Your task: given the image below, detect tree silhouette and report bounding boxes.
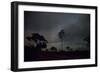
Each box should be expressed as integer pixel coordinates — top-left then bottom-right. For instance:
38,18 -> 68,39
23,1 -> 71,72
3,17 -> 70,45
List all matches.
25,33 -> 48,61
58,29 -> 65,50
32,33 -> 48,49
26,33 -> 48,51
83,35 -> 90,47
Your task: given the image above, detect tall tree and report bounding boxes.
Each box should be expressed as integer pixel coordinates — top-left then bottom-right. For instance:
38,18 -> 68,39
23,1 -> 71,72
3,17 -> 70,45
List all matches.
58,29 -> 65,50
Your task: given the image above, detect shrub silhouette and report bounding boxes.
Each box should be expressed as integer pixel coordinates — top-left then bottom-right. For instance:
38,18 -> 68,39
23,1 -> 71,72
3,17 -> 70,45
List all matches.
66,46 -> 73,51
50,46 -> 57,52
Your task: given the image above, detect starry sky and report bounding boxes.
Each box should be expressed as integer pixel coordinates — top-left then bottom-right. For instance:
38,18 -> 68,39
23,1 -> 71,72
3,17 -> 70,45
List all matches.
24,11 -> 90,51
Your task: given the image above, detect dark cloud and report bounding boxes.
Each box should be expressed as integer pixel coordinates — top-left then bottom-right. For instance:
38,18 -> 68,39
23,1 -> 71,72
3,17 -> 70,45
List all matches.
24,11 -> 90,50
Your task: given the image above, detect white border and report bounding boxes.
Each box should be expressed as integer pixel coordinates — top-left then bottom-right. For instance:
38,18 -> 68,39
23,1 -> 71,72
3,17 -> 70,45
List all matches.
18,5 -> 96,68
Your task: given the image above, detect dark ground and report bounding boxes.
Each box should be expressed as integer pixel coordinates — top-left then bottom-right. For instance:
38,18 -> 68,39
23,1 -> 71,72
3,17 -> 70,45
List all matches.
24,48 -> 90,62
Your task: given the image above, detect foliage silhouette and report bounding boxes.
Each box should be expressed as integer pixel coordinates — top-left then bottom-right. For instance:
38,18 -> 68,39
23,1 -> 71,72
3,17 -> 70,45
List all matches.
24,33 -> 48,61
26,33 -> 48,50
83,35 -> 90,47
50,46 -> 57,52
58,29 -> 65,50
66,46 -> 73,51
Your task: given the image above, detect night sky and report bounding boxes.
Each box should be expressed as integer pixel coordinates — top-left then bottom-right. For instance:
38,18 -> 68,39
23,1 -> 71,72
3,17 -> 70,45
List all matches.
24,11 -> 90,51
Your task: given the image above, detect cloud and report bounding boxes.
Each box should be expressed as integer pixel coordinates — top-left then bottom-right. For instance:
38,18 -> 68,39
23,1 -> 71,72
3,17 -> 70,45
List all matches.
24,11 -> 90,50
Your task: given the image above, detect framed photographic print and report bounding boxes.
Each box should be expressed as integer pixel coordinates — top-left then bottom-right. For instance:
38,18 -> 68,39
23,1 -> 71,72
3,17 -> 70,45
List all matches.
11,1 -> 97,71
